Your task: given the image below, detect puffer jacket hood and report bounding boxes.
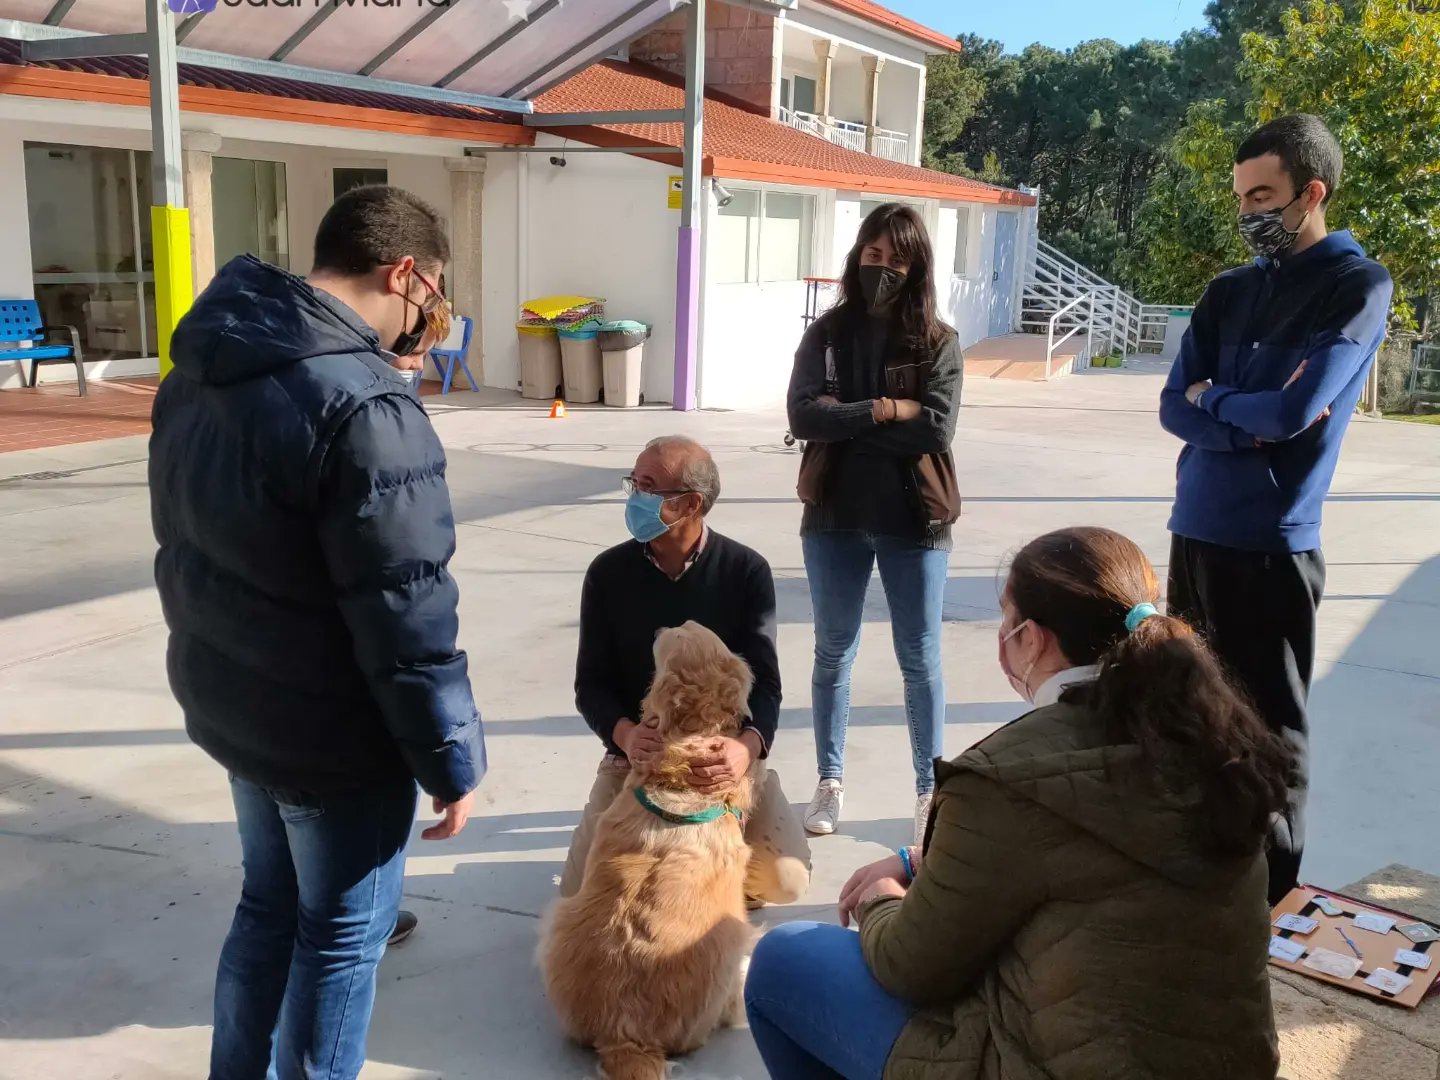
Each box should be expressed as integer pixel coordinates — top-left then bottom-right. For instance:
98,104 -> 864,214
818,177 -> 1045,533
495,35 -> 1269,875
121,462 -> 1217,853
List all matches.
954,703 -> 1218,890
170,254 -> 379,386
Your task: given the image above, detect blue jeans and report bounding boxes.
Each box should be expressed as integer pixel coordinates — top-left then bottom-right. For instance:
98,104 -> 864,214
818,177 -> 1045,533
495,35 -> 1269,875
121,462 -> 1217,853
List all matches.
746,922 -> 915,1080
210,775 -> 417,1080
803,531 -> 948,794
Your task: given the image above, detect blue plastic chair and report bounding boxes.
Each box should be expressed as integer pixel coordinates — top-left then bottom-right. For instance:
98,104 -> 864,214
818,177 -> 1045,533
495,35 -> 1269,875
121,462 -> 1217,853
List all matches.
428,314 -> 477,394
0,298 -> 86,395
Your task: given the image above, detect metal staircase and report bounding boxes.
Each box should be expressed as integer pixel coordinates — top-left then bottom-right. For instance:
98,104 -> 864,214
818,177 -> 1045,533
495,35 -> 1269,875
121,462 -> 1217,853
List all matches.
1022,239 -> 1189,376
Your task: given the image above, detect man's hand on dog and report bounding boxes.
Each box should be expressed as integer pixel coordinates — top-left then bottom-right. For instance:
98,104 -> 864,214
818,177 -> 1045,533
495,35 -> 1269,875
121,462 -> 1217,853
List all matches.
686,730 -> 763,794
422,790 -> 475,841
615,718 -> 666,767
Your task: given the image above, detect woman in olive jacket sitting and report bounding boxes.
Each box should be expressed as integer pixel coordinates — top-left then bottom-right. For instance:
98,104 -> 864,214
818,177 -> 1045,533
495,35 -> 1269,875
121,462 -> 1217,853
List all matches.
745,526 -> 1290,1080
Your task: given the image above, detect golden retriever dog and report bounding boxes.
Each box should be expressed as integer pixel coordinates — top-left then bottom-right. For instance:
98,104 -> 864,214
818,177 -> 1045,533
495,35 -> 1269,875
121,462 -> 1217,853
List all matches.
541,621 -> 757,1080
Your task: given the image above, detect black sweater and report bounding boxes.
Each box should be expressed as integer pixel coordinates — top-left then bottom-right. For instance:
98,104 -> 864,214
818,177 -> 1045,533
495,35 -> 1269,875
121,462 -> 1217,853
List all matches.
787,308 -> 964,550
574,531 -> 781,758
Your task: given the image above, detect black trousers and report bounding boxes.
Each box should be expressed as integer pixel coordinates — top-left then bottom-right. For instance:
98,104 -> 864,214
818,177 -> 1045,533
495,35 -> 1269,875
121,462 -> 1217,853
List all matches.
1167,534 -> 1326,905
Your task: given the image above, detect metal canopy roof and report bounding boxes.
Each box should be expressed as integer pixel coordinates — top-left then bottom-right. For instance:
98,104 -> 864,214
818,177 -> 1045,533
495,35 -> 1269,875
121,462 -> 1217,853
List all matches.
0,0 -> 689,110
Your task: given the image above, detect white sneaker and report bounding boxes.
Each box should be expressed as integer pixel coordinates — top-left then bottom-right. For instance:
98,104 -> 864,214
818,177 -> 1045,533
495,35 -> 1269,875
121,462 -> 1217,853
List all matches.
914,794 -> 933,848
804,779 -> 844,835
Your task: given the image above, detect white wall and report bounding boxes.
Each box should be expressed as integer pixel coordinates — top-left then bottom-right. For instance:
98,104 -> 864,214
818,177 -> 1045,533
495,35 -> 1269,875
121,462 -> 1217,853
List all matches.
939,203 -> 998,347
830,193 -> 1021,352
702,280 -> 809,409
877,62 -> 922,148
827,48 -> 869,127
481,137 -> 679,404
0,126 -> 36,302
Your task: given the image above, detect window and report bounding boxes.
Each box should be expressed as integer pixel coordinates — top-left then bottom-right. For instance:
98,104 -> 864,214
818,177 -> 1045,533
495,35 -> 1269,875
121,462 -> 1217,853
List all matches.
759,192 -> 813,282
714,189 -> 760,285
25,142 -> 158,361
332,166 -> 387,201
213,158 -> 290,270
713,188 -> 815,285
791,75 -> 817,115
953,205 -> 972,276
859,198 -> 887,223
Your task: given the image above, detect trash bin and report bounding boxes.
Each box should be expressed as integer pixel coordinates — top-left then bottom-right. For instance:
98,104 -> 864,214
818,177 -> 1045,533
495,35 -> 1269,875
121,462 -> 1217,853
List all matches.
558,324 -> 603,403
1159,308 -> 1193,361
598,320 -> 651,408
517,323 -> 562,400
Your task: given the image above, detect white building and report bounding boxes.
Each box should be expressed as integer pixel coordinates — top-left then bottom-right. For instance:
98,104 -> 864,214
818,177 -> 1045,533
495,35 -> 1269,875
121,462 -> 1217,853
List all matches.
0,0 -> 1039,409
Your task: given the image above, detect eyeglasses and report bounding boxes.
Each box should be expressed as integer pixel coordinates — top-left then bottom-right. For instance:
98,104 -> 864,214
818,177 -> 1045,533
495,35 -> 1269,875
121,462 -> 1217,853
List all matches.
622,475 -> 692,498
410,267 -> 452,343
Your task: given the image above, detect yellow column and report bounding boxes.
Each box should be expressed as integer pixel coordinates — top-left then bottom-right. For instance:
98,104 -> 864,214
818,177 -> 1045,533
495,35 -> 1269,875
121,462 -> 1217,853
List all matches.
152,204 -> 194,380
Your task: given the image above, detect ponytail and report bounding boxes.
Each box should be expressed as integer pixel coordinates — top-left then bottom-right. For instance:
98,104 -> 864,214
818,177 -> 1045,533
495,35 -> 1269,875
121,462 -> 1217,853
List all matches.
1010,528 -> 1293,859
1082,613 -> 1292,858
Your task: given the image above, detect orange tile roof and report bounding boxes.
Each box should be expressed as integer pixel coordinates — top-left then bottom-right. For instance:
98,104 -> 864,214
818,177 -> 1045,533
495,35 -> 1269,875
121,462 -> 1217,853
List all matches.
816,0 -> 961,54
0,39 -> 530,145
535,61 -> 1033,207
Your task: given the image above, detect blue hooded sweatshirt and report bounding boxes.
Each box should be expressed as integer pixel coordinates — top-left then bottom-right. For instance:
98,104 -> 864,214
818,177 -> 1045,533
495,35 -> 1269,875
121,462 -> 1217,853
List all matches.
149,255 -> 485,803
1160,230 -> 1392,553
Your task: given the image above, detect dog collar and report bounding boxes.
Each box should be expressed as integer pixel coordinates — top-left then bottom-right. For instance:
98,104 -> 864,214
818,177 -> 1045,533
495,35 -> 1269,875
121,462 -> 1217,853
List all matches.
634,787 -> 741,825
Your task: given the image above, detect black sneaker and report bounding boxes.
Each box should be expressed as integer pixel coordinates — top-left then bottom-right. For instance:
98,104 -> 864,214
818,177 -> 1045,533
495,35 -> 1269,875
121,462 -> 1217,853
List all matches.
387,909 -> 418,947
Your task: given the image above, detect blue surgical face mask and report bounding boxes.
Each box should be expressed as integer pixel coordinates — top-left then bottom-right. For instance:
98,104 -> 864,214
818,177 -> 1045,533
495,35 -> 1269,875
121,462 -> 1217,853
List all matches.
625,490 -> 674,543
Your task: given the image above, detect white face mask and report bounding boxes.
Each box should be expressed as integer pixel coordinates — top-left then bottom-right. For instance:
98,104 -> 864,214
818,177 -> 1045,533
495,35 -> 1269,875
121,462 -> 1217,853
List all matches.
998,619 -> 1037,703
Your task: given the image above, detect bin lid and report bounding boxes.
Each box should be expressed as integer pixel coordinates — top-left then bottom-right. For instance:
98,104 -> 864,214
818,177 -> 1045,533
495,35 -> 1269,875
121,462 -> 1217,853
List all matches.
557,323 -> 601,340
516,322 -> 558,336
599,320 -> 650,333
521,295 -> 606,321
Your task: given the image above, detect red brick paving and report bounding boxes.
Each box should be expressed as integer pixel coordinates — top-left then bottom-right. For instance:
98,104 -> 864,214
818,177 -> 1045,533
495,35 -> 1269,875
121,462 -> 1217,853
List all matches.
0,376 -> 445,454
0,378 -> 158,454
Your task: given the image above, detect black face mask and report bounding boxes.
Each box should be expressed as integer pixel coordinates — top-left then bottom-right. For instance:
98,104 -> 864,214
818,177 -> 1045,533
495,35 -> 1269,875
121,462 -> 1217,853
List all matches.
389,295 -> 427,357
858,264 -> 907,312
1238,191 -> 1308,259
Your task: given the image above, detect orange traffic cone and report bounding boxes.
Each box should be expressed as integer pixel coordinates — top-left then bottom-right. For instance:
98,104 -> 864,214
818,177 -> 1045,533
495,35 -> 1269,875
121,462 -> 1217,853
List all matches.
549,399 -> 567,419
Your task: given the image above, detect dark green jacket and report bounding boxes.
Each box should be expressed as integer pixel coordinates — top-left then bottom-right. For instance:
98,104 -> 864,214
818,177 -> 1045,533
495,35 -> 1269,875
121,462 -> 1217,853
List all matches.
860,701 -> 1279,1080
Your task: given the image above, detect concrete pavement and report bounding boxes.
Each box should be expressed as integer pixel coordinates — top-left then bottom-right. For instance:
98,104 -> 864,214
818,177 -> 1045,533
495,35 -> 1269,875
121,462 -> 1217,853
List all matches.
1,362 -> 1438,1079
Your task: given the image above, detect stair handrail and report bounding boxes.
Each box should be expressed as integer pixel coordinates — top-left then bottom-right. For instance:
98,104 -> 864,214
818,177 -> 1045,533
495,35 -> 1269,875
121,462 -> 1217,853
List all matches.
1046,289 -> 1092,380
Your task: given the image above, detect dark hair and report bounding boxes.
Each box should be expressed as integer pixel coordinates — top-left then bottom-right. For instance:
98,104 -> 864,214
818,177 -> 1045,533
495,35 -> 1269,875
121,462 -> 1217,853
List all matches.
312,185 -> 451,276
1008,527 -> 1293,859
1235,114 -> 1343,206
838,203 -> 951,355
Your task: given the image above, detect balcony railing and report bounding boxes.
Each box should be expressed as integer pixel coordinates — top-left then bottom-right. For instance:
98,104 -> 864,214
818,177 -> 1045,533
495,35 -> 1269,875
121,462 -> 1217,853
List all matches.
779,108 -> 910,163
870,128 -> 909,163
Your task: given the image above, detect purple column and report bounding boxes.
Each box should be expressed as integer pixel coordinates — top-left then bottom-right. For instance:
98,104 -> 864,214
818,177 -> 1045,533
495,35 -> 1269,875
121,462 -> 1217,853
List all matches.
673,225 -> 700,412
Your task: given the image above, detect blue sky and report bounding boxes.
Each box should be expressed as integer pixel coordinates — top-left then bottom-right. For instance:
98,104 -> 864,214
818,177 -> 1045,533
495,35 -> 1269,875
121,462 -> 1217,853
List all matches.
889,0 -> 1213,53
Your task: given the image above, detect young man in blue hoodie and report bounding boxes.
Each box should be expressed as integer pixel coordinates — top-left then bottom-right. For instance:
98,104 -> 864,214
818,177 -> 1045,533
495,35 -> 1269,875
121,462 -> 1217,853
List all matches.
150,186 -> 486,1079
1160,114 -> 1392,905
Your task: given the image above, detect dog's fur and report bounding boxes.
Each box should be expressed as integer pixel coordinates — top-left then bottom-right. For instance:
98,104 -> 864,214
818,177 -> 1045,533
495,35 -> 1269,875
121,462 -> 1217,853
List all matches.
540,622 -> 757,1080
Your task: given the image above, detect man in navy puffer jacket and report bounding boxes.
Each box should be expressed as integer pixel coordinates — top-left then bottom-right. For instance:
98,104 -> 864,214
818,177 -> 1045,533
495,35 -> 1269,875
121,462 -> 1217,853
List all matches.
150,186 -> 485,1080
1159,116 -> 1392,906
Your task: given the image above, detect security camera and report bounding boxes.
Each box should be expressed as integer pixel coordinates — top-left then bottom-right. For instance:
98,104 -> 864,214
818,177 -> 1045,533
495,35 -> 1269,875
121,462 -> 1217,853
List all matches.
549,155 -> 567,167
712,179 -> 734,208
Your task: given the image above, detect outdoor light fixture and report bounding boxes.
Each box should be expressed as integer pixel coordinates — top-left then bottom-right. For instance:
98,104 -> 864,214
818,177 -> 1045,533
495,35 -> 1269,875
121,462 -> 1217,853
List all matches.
711,179 -> 735,208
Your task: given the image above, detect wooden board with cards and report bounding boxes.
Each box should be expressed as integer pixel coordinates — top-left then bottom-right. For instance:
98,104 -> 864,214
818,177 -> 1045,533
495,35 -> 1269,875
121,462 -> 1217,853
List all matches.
1268,886 -> 1440,1008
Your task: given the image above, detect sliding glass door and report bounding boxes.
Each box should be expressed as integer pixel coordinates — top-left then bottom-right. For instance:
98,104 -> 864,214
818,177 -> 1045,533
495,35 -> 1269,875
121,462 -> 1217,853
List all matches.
25,143 -> 157,362
213,157 -> 290,271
